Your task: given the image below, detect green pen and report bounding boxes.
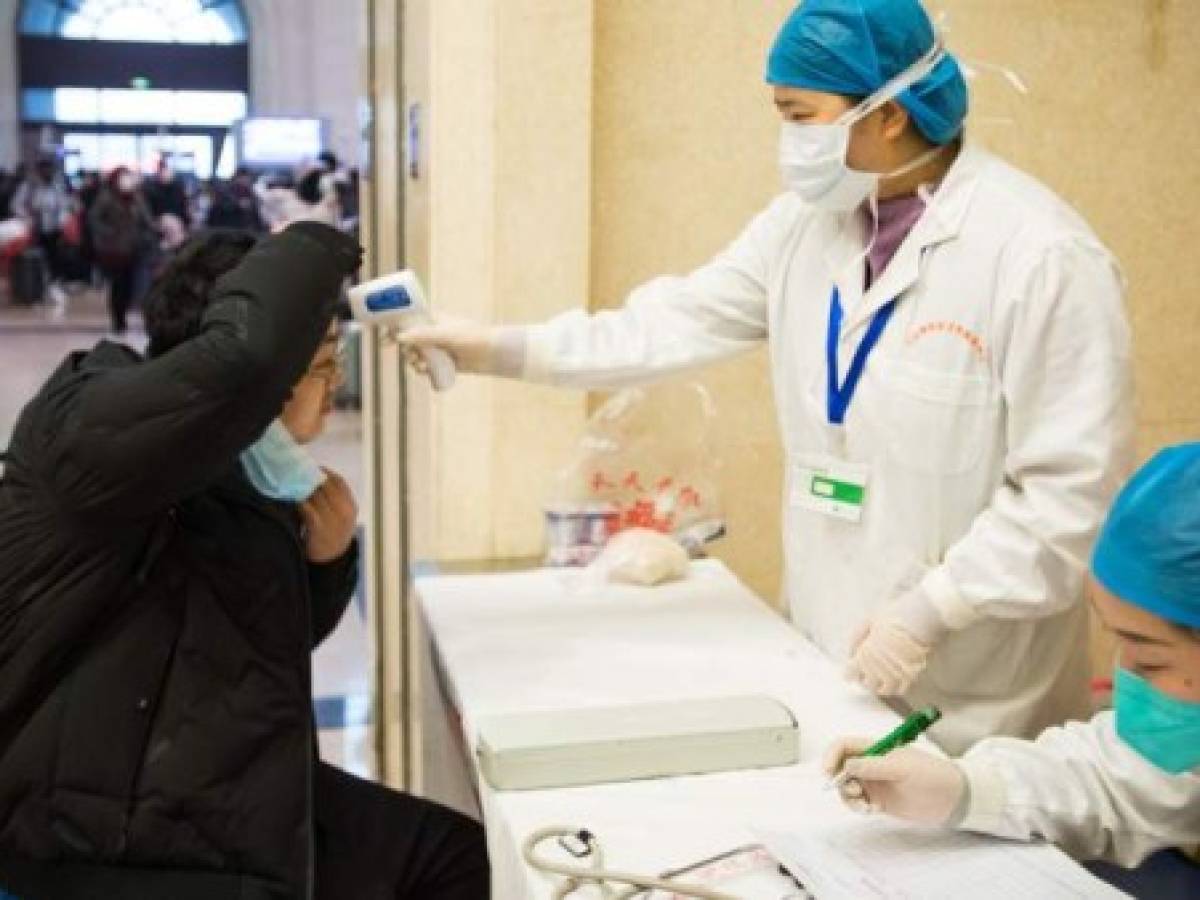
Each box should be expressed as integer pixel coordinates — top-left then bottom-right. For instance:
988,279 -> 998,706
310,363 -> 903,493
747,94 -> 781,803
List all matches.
828,706 -> 942,789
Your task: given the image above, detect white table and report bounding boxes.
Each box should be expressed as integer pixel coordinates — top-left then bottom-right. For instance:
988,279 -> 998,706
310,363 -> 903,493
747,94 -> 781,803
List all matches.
414,560 -> 906,899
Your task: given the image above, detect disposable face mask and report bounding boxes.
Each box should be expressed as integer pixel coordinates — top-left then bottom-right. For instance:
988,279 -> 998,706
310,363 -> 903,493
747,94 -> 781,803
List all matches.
779,39 -> 948,212
241,420 -> 326,503
1114,667 -> 1200,774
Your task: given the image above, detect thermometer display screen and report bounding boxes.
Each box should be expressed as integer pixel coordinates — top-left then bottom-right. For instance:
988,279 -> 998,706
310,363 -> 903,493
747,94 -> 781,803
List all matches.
365,286 -> 414,313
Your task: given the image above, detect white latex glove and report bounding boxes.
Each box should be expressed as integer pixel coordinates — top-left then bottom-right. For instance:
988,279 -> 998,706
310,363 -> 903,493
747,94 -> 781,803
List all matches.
396,319 -> 525,378
846,589 -> 946,697
845,620 -> 931,696
823,738 -> 966,825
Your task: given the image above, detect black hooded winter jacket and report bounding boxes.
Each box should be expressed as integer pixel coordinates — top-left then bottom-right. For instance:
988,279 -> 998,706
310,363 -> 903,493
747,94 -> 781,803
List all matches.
0,222 -> 363,899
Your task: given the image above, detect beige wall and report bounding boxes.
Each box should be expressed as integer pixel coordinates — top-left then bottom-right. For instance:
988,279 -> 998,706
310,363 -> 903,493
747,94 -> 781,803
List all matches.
390,1 -> 1200,678
389,0 -> 594,794
362,0 -> 411,790
943,0 -> 1200,457
400,0 -> 593,567
590,0 -> 796,603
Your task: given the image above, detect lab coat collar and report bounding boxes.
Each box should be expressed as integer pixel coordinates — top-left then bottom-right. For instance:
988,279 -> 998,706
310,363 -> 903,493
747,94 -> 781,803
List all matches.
834,141 -> 989,337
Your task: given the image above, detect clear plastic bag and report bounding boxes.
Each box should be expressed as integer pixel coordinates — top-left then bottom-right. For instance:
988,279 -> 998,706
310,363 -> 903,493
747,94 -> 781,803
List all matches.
544,382 -> 725,568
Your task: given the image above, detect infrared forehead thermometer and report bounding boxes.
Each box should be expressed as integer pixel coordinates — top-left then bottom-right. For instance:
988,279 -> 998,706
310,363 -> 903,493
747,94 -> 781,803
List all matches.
347,271 -> 457,391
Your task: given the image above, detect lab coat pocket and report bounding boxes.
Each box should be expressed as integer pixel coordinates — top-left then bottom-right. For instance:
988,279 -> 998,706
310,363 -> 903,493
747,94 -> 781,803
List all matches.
871,357 -> 1000,476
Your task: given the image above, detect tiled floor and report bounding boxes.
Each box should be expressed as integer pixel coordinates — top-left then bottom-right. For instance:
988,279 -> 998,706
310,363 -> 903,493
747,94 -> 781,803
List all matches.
0,292 -> 377,780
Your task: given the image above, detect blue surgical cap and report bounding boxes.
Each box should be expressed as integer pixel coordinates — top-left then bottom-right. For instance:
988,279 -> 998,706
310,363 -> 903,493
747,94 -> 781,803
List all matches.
766,0 -> 969,145
1093,443 -> 1200,629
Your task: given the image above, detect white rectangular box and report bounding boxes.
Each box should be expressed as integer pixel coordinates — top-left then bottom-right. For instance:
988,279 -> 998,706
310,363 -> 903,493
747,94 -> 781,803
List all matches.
476,695 -> 799,791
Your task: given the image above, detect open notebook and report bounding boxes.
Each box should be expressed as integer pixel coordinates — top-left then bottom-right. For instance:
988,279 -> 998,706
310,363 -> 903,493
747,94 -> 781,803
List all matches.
757,821 -> 1131,900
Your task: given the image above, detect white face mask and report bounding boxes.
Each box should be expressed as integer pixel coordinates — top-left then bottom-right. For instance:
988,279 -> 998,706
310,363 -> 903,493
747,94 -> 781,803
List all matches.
778,39 -> 948,212
241,420 -> 326,502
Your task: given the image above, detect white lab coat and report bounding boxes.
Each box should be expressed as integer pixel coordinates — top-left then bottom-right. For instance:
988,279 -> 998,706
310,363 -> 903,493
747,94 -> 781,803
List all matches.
958,712 -> 1200,866
521,144 -> 1135,753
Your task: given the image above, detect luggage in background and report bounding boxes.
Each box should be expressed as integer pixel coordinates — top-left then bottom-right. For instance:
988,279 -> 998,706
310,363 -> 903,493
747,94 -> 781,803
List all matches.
10,247 -> 47,305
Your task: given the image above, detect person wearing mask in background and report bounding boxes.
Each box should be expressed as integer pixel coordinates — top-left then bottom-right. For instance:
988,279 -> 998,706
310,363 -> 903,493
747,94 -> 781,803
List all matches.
143,157 -> 192,242
0,168 -> 17,221
143,158 -> 191,226
0,224 -> 489,900
76,169 -> 103,284
205,168 -> 265,233
231,165 -> 266,232
823,443 -> 1200,872
0,167 -> 29,265
0,172 -> 31,279
89,166 -> 156,335
341,168 -> 361,232
402,0 -> 1134,753
258,168 -> 340,234
292,168 -> 341,229
192,177 -> 216,227
316,151 -> 348,207
318,151 -> 340,177
11,156 -> 74,305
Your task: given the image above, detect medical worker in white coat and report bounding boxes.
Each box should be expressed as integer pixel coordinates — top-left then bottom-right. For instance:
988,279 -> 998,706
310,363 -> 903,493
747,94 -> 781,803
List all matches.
824,444 -> 1200,868
402,0 -> 1134,753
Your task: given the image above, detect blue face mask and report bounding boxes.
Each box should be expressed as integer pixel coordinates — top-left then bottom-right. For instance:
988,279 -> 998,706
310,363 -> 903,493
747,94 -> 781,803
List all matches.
240,420 -> 326,503
1114,667 -> 1200,775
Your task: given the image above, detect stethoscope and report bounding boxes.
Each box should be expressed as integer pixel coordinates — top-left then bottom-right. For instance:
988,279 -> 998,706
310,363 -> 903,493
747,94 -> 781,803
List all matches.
523,826 -> 808,899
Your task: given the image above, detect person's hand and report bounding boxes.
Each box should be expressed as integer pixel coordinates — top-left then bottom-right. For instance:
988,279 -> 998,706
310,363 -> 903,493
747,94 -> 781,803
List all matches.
395,319 -> 517,377
846,586 -> 952,696
299,469 -> 358,563
846,618 -> 932,696
823,738 -> 966,824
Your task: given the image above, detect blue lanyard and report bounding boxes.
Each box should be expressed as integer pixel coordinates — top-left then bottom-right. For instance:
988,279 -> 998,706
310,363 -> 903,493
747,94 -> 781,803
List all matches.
826,287 -> 899,425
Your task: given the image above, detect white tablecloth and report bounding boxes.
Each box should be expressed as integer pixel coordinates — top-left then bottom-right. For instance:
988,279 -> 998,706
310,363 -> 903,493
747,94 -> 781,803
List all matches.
415,560 -> 912,899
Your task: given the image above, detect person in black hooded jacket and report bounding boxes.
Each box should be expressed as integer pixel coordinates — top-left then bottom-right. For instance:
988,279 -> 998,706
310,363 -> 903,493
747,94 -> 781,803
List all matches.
0,223 -> 489,900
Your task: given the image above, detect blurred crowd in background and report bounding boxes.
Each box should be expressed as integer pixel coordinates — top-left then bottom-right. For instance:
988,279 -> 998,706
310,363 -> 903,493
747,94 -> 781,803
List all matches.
0,150 -> 360,334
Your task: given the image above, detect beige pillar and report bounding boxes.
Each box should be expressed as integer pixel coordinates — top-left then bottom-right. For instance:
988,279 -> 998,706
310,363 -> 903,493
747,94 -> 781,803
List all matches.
384,0 -> 593,790
361,0 -> 410,788
590,0 -> 798,605
403,0 -> 593,567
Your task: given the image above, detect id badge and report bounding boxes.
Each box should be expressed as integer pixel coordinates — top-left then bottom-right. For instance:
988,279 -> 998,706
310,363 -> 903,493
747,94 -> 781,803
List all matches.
791,454 -> 869,523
